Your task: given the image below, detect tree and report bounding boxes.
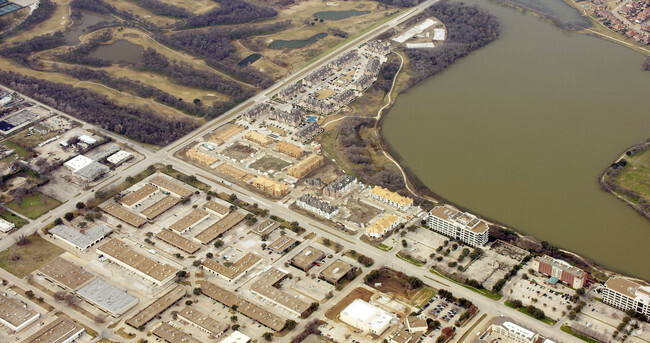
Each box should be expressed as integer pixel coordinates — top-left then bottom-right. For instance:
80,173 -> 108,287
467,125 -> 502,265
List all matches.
214,240 -> 224,248
54,218 -> 63,226
401,239 -> 407,248
576,288 -> 586,296
25,290 -> 35,299
231,304 -> 238,311
230,315 -> 238,322
510,299 -> 523,308
406,276 -> 423,289
54,291 -> 66,300
75,201 -> 85,209
206,252 -> 214,259
232,324 -> 240,331
284,319 -> 297,331
64,212 -> 74,221
192,260 -> 201,267
193,287 -> 201,295
263,332 -> 273,341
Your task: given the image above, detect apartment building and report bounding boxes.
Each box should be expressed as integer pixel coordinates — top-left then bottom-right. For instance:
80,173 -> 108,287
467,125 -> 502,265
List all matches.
428,206 -> 489,247
242,103 -> 270,123
369,186 -> 413,211
324,175 -> 357,198
288,154 -> 325,178
277,83 -> 303,102
603,277 -> 650,318
303,66 -> 332,87
532,255 -> 586,289
296,194 -> 339,220
366,214 -> 400,238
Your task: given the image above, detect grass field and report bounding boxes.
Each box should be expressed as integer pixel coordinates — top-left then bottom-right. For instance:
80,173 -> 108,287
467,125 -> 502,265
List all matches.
0,234 -> 64,278
560,324 -> 600,343
0,209 -> 29,229
396,251 -> 424,267
160,166 -> 211,192
377,243 -> 393,251
4,0 -> 73,44
616,147 -> 650,204
1,140 -> 29,158
6,192 -> 62,219
505,300 -> 557,325
104,0 -> 179,27
8,125 -> 59,148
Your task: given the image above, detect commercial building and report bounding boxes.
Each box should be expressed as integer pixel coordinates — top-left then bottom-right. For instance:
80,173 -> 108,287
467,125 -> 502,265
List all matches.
245,131 -> 275,146
428,206 -> 489,247
102,203 -> 147,228
177,306 -> 229,338
152,322 -> 201,343
37,257 -> 94,291
97,239 -> 179,286
200,281 -> 285,331
49,223 -> 113,252
141,195 -> 180,220
0,294 -> 40,332
126,285 -> 186,329
64,155 -> 93,172
150,175 -> 193,198
369,186 -> 413,211
120,184 -> 159,209
194,211 -> 245,245
287,154 -> 324,178
106,150 -> 133,165
603,277 -> 650,317
0,218 -> 15,233
268,236 -> 298,254
296,194 -> 339,219
202,252 -> 262,282
290,246 -> 325,271
204,200 -> 230,215
340,299 -> 394,335
487,317 -> 539,343
366,214 -> 400,238
319,259 -> 356,285
169,209 -> 210,234
76,278 -> 138,317
406,317 -> 428,333
275,141 -> 305,159
532,255 -> 586,289
220,331 -> 251,343
74,161 -> 109,182
250,268 -> 312,317
251,218 -> 279,236
24,317 -> 84,343
155,230 -> 201,255
389,330 -> 418,343
252,176 -> 289,197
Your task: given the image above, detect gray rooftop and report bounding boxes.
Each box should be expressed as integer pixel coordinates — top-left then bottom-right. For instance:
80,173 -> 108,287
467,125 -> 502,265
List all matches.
85,143 -> 120,161
74,161 -> 109,180
76,278 -> 138,315
50,224 -> 113,250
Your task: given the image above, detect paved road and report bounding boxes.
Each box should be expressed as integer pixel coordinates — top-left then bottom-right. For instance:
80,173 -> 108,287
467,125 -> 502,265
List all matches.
0,0 -> 583,339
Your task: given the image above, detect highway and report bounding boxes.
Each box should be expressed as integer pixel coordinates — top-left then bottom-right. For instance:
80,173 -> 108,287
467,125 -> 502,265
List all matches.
0,0 -> 581,340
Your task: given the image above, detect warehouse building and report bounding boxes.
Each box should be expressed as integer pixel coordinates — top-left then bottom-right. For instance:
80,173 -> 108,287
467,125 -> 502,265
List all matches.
340,299 -> 394,335
49,223 -> 113,252
37,257 -> 94,291
194,211 -> 245,245
120,184 -> 158,210
177,306 -> 229,338
152,322 -> 200,343
98,239 -> 178,286
268,236 -> 298,254
126,286 -> 186,329
101,203 -> 147,228
76,278 -> 138,317
0,294 -> 40,332
24,317 -> 84,343
250,268 -> 312,318
155,230 -> 201,255
202,252 -> 262,283
169,209 -> 210,234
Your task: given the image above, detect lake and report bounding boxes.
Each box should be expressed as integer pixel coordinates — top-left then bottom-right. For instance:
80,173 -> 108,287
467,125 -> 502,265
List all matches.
383,0 -> 650,279
269,33 -> 328,50
87,40 -> 144,64
64,10 -> 112,45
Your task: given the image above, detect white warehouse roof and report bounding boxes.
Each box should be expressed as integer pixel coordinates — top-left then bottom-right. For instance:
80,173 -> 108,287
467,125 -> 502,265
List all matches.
0,218 -> 15,233
107,150 -> 133,165
64,155 -> 93,172
340,299 -> 394,335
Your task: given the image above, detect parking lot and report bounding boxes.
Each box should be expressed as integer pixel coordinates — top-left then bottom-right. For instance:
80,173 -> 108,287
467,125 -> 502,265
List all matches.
509,277 -> 573,321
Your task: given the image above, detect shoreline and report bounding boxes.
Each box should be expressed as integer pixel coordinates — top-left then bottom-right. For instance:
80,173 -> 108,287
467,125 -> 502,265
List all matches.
365,2 -> 648,283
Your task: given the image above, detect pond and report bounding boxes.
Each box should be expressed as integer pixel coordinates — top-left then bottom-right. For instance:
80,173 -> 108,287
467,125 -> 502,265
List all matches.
313,10 -> 371,21
87,40 -> 144,64
64,10 -> 113,45
268,33 -> 327,50
238,53 -> 262,67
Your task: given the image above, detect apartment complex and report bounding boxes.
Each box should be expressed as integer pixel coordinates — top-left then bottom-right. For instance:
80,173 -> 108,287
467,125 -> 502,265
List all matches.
369,186 -> 413,211
296,194 -> 339,219
252,176 -> 289,197
324,175 -> 357,198
274,141 -> 305,159
603,277 -> 650,317
287,154 -> 324,178
532,255 -> 586,289
366,214 -> 400,238
427,206 -> 489,247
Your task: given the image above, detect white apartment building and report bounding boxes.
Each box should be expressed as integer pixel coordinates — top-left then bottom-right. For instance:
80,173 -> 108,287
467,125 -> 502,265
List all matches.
428,206 -> 489,247
603,277 -> 650,317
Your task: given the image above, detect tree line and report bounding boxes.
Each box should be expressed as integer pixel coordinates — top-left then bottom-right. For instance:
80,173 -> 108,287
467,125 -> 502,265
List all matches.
177,0 -> 277,29
404,1 -> 500,88
0,71 -> 198,145
0,31 -> 65,64
130,0 -> 192,19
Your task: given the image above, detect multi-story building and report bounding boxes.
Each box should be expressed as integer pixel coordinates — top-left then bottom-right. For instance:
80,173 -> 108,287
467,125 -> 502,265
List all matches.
303,66 -> 332,87
365,58 -> 381,76
277,83 -> 303,102
488,317 -> 539,343
242,103 -> 271,123
296,194 -> 339,219
366,214 -> 400,238
532,255 -> 586,289
287,154 -> 324,178
353,75 -> 375,91
270,108 -> 302,127
330,89 -> 357,107
331,51 -> 358,71
324,175 -> 357,198
369,186 -> 413,211
365,41 -> 390,55
294,122 -> 323,143
427,206 -> 489,247
603,277 -> 650,318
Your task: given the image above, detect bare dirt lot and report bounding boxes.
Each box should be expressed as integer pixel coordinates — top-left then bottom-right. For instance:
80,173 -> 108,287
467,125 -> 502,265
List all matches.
345,198 -> 381,225
222,143 -> 258,161
250,155 -> 290,173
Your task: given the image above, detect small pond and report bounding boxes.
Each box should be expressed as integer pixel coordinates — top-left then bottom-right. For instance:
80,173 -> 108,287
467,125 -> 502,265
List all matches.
268,33 -> 327,50
313,10 -> 371,21
87,40 -> 144,64
238,53 -> 262,67
64,10 -> 113,45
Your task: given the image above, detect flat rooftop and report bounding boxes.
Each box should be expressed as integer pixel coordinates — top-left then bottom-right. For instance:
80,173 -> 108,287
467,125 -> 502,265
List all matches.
50,223 -> 113,251
102,203 -> 147,227
24,317 -> 84,343
155,230 -> 201,255
194,211 -> 245,244
0,294 -> 39,329
606,277 -> 646,299
141,195 -> 180,220
177,306 -> 228,336
320,259 -> 355,282
126,285 -> 186,328
169,209 -> 209,233
121,184 -> 158,207
150,175 -> 193,198
290,246 -> 324,270
152,322 -> 200,343
250,268 -> 311,315
251,218 -> 279,235
98,239 -> 178,283
200,281 -> 285,331
202,252 -> 261,280
203,200 -> 229,215
77,278 -> 138,315
430,206 -> 489,234
269,236 -> 298,253
38,257 -> 94,290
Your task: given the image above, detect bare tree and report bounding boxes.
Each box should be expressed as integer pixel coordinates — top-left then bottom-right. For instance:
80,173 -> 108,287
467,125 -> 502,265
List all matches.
53,291 -> 67,301
64,294 -> 78,306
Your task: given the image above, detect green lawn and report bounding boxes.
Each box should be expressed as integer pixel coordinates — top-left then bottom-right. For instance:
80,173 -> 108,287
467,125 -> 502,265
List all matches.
0,234 -> 64,278
616,147 -> 650,204
396,252 -> 424,267
505,300 -> 556,325
377,243 -> 393,251
561,324 -> 600,343
6,192 -> 62,219
160,166 -> 211,192
1,140 -> 29,158
0,209 -> 29,229
429,267 -> 501,300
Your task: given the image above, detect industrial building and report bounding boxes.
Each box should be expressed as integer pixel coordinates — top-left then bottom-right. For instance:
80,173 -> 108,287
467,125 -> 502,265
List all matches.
106,150 -> 133,165
120,184 -> 158,210
194,211 -> 245,245
0,218 -> 15,233
101,203 -> 147,227
98,239 -> 179,286
177,306 -> 229,338
0,294 -> 40,332
428,206 -> 489,247
340,299 -> 394,335
140,195 -> 180,220
24,317 -> 84,343
250,268 -> 312,318
150,175 -> 193,198
126,286 -> 186,329
202,252 -> 262,282
603,277 -> 650,317
49,223 -> 113,252
155,230 -> 201,255
169,209 -> 210,234
532,255 -> 586,289
37,257 -> 94,291
76,278 -> 138,317
268,236 -> 298,254
152,322 -> 200,343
